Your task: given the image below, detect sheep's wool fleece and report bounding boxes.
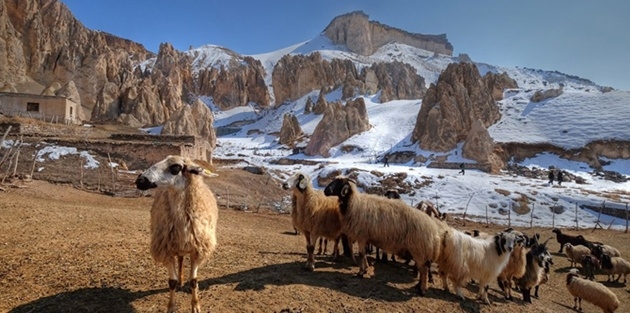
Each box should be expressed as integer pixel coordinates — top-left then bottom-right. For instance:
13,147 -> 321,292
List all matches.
150,175 -> 218,264
567,274 -> 619,312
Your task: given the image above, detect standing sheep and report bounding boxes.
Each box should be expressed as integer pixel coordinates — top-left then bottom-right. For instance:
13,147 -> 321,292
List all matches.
135,155 -> 219,313
283,172 -> 343,271
437,229 -> 519,304
323,176 -> 447,295
564,243 -> 592,267
566,268 -> 619,312
600,254 -> 630,284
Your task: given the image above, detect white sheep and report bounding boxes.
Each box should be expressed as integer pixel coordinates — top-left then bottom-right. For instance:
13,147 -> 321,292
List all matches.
564,243 -> 592,267
437,229 -> 518,304
323,176 -> 447,295
283,172 -> 343,271
600,254 -> 630,284
566,268 -> 619,312
135,155 -> 219,313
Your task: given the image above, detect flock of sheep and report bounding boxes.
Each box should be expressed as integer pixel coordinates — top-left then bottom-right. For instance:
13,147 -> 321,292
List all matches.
133,156 -> 625,313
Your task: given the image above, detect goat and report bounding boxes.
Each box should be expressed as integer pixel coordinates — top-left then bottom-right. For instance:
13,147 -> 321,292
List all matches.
551,228 -> 589,253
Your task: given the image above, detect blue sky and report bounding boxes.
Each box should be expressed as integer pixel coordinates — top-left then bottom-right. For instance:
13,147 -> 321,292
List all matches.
60,0 -> 630,90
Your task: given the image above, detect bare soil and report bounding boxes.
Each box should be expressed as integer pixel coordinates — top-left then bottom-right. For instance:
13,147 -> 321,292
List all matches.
1,174 -> 630,313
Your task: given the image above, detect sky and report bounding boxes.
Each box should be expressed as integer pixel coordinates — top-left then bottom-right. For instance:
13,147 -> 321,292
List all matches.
59,0 -> 630,90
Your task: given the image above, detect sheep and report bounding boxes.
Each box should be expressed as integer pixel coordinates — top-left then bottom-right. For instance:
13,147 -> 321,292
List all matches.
600,254 -> 630,284
496,230 -> 529,300
580,255 -> 600,281
591,243 -> 622,259
384,189 -> 401,199
564,243 -> 592,267
416,200 -> 447,221
135,155 -> 219,313
283,172 -> 343,271
566,268 -> 619,313
438,229 -> 520,304
515,240 -> 551,303
552,228 -> 590,253
323,176 -> 447,295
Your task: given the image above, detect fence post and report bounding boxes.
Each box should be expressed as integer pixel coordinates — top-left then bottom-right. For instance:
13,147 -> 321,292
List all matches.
575,203 -> 579,230
486,205 -> 489,226
508,202 -> 511,228
530,203 -> 535,228
625,203 -> 629,234
552,209 -> 555,228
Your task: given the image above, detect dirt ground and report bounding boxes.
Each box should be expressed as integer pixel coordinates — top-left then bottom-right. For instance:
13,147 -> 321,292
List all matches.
1,174 -> 630,313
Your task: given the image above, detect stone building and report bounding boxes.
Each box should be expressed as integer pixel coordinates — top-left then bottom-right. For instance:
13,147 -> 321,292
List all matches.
0,92 -> 82,125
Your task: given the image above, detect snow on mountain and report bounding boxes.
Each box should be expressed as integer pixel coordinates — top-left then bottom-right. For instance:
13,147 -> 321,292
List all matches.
140,33 -> 630,231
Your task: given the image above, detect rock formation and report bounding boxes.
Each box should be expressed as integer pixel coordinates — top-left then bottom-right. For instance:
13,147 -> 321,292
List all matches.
462,119 -> 495,163
305,98 -> 370,157
530,87 -> 563,102
323,11 -> 453,56
279,113 -> 303,146
369,61 -> 426,102
313,93 -> 328,115
304,97 -> 314,114
162,99 -> 216,149
412,62 -> 500,152
483,71 -> 518,101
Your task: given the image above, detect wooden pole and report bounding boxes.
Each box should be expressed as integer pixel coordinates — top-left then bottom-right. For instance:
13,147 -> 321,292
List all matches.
30,149 -> 39,179
508,202 -> 511,228
625,203 -> 629,234
0,125 -> 11,148
462,193 -> 474,226
107,153 -> 116,193
552,209 -> 555,228
226,187 -> 230,210
530,203 -> 535,228
11,148 -> 19,177
575,203 -> 579,230
79,158 -> 84,189
486,205 -> 489,226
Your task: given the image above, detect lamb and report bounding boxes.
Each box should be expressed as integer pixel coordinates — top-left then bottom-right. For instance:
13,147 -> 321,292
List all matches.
551,228 -> 590,253
564,243 -> 592,267
135,155 -> 219,313
515,240 -> 551,303
600,254 -> 630,284
566,268 -> 619,313
580,255 -> 600,281
283,172 -> 343,271
323,176 -> 447,295
437,229 -> 519,304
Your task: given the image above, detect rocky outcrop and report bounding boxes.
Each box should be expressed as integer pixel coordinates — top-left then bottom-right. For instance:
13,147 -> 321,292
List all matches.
462,119 -> 495,163
272,53 -> 356,104
530,87 -> 563,102
369,61 -> 426,102
412,62 -> 500,152
272,53 -> 426,104
305,98 -> 370,157
304,97 -> 314,114
197,54 -> 269,110
323,11 -> 453,56
162,99 -> 216,149
484,71 -> 518,101
312,93 -> 328,115
279,113 -> 303,146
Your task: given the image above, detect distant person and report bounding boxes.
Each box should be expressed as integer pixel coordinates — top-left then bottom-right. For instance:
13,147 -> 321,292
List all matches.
383,156 -> 390,167
459,163 -> 465,175
548,170 -> 554,185
557,170 -> 564,186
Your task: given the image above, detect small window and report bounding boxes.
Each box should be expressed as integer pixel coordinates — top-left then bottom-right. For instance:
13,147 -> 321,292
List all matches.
69,107 -> 73,115
27,102 -> 39,112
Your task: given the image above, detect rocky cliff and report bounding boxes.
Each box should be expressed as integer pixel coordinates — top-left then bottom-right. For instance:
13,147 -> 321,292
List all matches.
305,98 -> 370,157
323,11 -> 453,56
411,62 -> 500,152
272,52 -> 426,104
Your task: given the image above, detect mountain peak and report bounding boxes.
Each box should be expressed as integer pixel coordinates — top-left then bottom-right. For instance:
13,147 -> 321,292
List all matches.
323,11 -> 453,56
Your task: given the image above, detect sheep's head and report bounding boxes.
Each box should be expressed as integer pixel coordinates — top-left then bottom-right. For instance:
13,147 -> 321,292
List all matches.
324,176 -> 355,198
282,172 -> 310,192
384,189 -> 401,199
135,155 -> 217,191
600,253 -> 613,269
551,228 -> 560,235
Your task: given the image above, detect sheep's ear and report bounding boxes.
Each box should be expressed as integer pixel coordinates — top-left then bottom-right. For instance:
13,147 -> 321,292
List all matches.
187,166 -> 218,177
298,175 -> 307,190
340,183 -> 351,197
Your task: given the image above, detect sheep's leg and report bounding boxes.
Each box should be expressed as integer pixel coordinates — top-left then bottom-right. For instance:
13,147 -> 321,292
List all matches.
332,237 -> 340,260
323,238 -> 328,255
414,262 -> 428,296
316,238 -> 323,255
166,260 -> 178,313
304,233 -> 316,271
177,256 -> 185,288
522,287 -> 532,303
189,253 -> 201,313
357,241 -> 368,277
426,261 -> 433,284
440,271 -> 451,293
534,285 -> 540,298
